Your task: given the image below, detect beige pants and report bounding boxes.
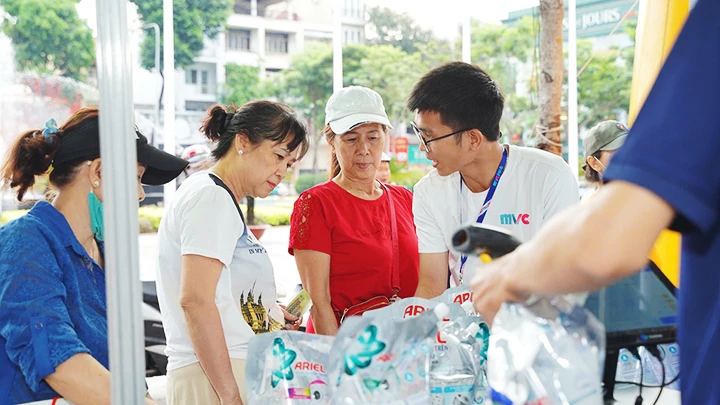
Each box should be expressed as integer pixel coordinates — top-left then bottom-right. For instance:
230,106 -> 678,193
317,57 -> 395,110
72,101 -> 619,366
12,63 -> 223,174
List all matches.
166,359 -> 247,405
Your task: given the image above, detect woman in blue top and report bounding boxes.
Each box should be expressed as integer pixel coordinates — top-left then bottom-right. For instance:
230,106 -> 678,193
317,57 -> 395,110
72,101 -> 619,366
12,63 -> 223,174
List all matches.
0,108 -> 187,405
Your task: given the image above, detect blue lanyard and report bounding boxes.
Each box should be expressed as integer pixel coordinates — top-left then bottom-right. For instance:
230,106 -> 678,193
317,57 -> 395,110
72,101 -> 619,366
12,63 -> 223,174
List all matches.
457,147 -> 508,280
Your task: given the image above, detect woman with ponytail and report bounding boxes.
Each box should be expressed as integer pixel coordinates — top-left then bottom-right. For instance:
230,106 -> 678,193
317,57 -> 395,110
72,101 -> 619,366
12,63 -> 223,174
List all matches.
288,86 -> 419,336
155,101 -> 309,405
0,108 -> 188,404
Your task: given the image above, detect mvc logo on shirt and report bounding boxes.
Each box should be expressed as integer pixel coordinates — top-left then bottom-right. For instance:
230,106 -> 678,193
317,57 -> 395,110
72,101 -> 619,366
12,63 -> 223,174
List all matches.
500,213 -> 530,225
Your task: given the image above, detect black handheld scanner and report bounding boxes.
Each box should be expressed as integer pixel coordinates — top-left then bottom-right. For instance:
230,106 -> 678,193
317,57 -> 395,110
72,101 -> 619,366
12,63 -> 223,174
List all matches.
451,223 -> 522,260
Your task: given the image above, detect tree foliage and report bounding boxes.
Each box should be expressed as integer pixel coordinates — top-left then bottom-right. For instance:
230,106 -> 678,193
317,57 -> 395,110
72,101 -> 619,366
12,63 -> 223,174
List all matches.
266,43 -> 429,137
273,43 -> 334,135
344,44 -> 426,128
470,17 -> 538,142
131,0 -> 232,70
366,6 -> 433,54
221,64 -> 261,106
1,0 -> 94,81
576,40 -> 633,127
415,38 -> 460,70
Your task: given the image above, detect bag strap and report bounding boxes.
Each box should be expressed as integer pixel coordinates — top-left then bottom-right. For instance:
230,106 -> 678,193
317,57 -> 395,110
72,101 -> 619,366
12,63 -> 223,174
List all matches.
208,172 -> 246,224
381,183 -> 401,297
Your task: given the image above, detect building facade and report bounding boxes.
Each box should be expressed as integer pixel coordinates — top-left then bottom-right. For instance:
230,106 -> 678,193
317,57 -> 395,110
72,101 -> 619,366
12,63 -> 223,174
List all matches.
133,0 -> 366,157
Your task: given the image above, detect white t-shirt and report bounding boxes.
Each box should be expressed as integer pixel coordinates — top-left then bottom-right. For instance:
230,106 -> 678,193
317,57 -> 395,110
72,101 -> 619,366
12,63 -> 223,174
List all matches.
156,171 -> 284,371
413,145 -> 579,286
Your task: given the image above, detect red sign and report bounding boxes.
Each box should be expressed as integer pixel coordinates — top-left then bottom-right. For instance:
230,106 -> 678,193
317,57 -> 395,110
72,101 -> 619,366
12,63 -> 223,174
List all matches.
394,137 -> 409,163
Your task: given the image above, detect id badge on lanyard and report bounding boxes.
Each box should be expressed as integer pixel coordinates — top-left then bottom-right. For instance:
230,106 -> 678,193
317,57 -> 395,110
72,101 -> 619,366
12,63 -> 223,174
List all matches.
455,147 -> 508,285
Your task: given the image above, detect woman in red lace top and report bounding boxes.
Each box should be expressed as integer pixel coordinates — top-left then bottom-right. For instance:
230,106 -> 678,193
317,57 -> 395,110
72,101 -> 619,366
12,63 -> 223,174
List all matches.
288,86 -> 419,335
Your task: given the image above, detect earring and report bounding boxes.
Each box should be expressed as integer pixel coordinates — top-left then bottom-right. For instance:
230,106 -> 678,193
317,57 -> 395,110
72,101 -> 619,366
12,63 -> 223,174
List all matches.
93,180 -> 100,187
238,150 -> 244,156
86,161 -> 92,166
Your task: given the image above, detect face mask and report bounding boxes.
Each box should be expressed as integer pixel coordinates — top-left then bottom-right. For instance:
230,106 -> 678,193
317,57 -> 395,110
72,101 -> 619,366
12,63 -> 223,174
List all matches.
593,156 -> 607,178
88,190 -> 104,241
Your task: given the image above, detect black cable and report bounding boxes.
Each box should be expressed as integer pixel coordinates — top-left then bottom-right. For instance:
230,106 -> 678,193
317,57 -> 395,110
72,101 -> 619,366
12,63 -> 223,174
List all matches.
616,372 -> 680,388
628,347 -> 643,405
646,345 -> 666,405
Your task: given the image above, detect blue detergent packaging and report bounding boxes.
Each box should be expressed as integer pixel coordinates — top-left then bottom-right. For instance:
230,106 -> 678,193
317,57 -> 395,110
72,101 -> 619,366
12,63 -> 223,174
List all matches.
329,303 -> 451,404
247,331 -> 335,404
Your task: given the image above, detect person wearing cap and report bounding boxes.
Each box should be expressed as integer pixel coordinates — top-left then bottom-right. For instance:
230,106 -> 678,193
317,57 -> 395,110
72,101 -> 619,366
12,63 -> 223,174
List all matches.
376,152 -> 392,184
180,143 -> 213,181
471,1 -> 720,402
580,120 -> 628,202
156,101 -> 309,405
289,86 -> 419,336
408,62 -> 579,298
0,107 -> 187,404
581,120 -> 678,285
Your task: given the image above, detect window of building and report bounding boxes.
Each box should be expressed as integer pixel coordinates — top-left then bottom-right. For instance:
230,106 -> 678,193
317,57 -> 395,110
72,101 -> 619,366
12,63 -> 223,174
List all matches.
186,101 -> 214,111
227,29 -> 251,51
233,0 -> 251,15
265,67 -> 282,77
345,0 -> 362,18
201,71 -> 209,94
185,69 -> 197,84
266,32 -> 289,54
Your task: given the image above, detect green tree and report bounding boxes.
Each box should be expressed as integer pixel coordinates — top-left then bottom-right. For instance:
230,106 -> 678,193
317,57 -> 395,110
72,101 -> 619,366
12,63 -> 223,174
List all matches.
344,44 -> 427,128
131,0 -> 232,70
470,17 -> 537,142
576,40 -> 633,127
221,64 -> 261,106
271,43 -> 333,173
218,64 -> 265,225
366,6 -> 433,54
414,38 -> 459,69
269,42 -> 431,173
1,0 -> 94,81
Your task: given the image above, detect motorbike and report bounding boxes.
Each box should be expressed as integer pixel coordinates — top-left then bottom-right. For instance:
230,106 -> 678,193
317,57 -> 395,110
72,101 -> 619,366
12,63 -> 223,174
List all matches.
142,280 -> 168,376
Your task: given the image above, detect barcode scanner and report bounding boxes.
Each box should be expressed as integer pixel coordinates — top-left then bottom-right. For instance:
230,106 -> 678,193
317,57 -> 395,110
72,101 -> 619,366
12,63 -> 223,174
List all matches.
452,223 -> 522,263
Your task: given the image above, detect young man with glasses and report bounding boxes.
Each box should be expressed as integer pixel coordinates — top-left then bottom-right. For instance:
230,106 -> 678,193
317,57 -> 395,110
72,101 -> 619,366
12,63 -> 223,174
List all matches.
408,62 -> 579,298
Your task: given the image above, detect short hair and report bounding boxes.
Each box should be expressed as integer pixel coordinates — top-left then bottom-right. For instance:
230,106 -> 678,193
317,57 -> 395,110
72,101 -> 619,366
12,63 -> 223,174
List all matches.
407,61 -> 504,141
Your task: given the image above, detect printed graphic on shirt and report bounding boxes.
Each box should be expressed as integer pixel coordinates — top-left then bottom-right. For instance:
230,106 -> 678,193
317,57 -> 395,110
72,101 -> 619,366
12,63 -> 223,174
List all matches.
499,213 -> 531,225
240,282 -> 284,334
246,232 -> 268,255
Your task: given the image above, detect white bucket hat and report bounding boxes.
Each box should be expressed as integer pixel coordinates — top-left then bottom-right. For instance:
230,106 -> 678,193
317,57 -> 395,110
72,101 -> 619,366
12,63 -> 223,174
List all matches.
325,86 -> 393,134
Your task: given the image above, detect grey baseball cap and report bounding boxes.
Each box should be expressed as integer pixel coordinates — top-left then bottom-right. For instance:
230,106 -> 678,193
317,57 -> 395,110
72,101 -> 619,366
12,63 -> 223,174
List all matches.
582,120 -> 629,159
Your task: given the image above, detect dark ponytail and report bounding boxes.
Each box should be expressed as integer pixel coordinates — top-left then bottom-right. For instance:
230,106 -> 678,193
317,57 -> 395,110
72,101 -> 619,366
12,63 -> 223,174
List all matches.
200,101 -> 309,161
0,130 -> 59,200
201,104 -> 235,143
1,107 -> 100,201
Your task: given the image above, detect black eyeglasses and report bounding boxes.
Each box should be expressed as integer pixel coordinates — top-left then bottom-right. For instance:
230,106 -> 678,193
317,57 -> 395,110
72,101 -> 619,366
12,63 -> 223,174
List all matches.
411,121 -> 472,153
